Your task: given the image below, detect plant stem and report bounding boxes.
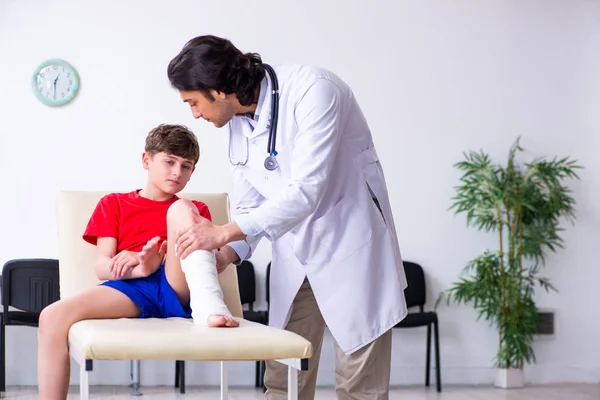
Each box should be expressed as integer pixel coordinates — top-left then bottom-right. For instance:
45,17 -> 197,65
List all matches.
496,203 -> 506,368
516,202 -> 525,370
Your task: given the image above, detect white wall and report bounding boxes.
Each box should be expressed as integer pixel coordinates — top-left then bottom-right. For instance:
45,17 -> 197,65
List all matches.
1,0 -> 599,388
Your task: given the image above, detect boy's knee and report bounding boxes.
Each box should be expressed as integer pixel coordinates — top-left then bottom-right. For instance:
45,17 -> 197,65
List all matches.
167,199 -> 198,226
39,302 -> 58,329
38,301 -> 71,338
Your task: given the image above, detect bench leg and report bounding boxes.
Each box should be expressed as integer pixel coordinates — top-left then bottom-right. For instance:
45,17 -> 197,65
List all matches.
80,366 -> 89,400
288,365 -> 298,400
131,360 -> 142,396
220,361 -> 228,399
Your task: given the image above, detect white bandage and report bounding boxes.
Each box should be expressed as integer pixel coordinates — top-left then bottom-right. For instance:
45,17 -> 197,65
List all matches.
179,248 -> 232,326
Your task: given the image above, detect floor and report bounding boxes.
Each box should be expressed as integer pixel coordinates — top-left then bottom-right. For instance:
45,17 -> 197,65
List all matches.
1,384 -> 599,399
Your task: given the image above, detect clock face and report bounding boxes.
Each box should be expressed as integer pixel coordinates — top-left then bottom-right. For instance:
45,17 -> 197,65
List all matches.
32,59 -> 79,106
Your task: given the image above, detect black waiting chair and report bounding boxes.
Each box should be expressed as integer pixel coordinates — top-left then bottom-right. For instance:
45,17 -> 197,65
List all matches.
0,258 -> 60,393
394,261 -> 441,392
174,260 -> 270,392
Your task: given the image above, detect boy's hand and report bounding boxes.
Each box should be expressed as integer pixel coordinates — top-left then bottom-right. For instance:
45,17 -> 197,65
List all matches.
108,237 -> 167,279
138,237 -> 167,277
109,250 -> 139,279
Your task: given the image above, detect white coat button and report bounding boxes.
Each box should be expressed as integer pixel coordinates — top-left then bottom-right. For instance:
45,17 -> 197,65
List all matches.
266,124 -> 271,129
301,261 -> 307,266
291,230 -> 297,234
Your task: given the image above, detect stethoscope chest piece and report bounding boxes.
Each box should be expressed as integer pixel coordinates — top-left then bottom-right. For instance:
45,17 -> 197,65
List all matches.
264,152 -> 278,171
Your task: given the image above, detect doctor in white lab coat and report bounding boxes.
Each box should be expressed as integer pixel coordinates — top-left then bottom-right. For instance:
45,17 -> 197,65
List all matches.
167,35 -> 408,400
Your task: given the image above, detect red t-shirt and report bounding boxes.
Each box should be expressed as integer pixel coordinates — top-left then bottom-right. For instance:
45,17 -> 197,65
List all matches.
83,190 -> 211,253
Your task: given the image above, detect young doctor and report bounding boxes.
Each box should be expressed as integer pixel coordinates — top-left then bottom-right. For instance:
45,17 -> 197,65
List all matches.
167,35 -> 408,400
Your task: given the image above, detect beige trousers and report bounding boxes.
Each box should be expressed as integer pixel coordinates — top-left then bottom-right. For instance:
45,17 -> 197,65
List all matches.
264,278 -> 393,400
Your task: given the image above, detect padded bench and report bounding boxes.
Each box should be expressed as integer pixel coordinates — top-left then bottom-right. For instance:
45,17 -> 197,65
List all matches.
57,191 -> 312,399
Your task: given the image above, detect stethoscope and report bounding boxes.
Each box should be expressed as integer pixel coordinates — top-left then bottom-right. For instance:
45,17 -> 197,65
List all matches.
228,63 -> 280,171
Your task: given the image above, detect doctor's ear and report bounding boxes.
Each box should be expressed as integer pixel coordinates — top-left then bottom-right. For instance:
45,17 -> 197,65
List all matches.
210,89 -> 228,100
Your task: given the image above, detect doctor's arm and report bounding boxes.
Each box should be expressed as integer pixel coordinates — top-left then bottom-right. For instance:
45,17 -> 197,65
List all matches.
226,78 -> 345,242
221,167 -> 266,264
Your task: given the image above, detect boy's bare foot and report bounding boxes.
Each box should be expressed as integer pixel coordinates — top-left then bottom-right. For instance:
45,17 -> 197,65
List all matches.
207,314 -> 239,327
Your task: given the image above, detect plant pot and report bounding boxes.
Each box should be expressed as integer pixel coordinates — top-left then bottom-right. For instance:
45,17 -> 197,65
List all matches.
494,368 -> 525,389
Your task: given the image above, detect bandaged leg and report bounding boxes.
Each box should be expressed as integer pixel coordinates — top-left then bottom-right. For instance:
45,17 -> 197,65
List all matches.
179,248 -> 233,326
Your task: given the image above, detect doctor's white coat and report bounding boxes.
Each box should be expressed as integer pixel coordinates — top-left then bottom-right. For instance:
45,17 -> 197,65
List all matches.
226,64 -> 408,354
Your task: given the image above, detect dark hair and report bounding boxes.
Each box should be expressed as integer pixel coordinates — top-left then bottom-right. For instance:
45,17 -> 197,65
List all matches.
145,124 -> 200,165
167,35 -> 265,107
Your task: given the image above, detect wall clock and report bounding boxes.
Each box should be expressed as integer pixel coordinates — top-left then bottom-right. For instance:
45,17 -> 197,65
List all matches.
32,59 -> 80,106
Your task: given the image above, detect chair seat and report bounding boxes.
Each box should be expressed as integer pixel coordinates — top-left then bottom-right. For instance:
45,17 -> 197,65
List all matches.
1,310 -> 40,326
395,311 -> 438,328
68,317 -> 311,361
243,310 -> 268,325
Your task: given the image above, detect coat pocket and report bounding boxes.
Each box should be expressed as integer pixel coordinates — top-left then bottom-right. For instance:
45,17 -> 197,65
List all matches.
294,195 -> 373,265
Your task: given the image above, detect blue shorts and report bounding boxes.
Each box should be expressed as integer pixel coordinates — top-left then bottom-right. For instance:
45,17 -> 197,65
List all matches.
101,264 -> 192,318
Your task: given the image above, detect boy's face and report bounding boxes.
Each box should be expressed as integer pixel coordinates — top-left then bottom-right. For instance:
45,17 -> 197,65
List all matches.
142,152 -> 195,195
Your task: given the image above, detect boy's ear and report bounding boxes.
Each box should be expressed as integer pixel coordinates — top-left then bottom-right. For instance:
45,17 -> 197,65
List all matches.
142,152 -> 151,170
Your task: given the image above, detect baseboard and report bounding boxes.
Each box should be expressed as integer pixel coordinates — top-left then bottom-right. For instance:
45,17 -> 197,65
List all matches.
383,365 -> 600,386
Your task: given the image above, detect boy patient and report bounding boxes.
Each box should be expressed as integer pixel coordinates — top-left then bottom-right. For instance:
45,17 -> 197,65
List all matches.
37,124 -> 238,400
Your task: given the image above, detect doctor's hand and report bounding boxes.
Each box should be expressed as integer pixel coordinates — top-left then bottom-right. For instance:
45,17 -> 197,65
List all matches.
215,245 -> 240,274
175,209 -> 229,260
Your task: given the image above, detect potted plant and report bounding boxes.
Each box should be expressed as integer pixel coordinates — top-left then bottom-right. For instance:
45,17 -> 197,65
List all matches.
437,137 -> 582,388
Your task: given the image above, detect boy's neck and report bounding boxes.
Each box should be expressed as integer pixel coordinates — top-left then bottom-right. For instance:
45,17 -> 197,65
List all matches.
139,186 -> 175,202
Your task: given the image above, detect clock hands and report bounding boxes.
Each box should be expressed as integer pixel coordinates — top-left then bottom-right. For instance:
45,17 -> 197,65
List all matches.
53,73 -> 60,100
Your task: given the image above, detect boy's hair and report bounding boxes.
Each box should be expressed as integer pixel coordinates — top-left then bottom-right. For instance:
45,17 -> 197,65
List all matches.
145,124 -> 200,165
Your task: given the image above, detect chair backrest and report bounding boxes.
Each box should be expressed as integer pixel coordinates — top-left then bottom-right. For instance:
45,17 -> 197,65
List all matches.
1,259 -> 60,314
236,260 -> 256,306
56,190 -> 243,318
402,261 -> 426,309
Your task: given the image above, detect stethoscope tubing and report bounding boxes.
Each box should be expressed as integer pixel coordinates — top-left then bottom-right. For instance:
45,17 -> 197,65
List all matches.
228,63 -> 279,170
